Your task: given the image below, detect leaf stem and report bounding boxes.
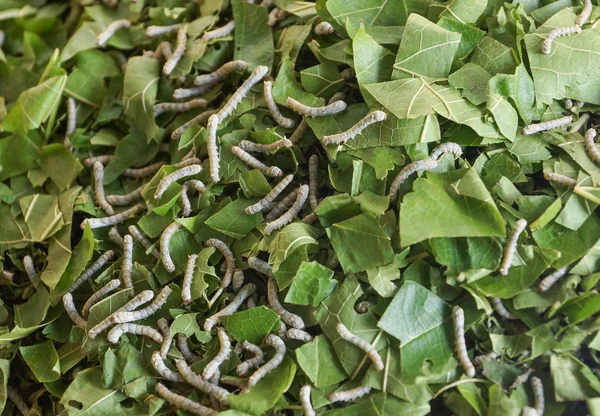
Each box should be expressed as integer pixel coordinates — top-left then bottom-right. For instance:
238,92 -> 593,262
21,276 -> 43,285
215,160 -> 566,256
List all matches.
573,186 -> 600,205
350,330 -> 384,381
433,378 -> 491,398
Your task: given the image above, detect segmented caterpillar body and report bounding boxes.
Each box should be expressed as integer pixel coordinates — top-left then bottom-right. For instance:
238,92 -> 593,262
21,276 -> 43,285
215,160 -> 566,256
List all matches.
202,327 -> 232,380
499,219 -> 528,275
111,286 -> 173,323
522,116 -> 573,134
300,385 -> 316,416
163,24 -> 188,76
544,172 -> 577,188
236,341 -> 265,377
65,97 -> 77,146
308,155 -> 319,210
286,328 -> 313,342
155,383 -> 217,416
205,239 -> 235,289
247,256 -> 275,277
154,99 -> 208,117
157,318 -> 173,359
83,155 -> 114,168
389,158 -> 438,201
97,19 -> 131,47
151,350 -> 184,382
108,324 -> 163,344
289,119 -> 309,144
492,297 -> 518,320
69,250 -> 115,293
123,162 -> 166,178
232,270 -> 245,293
521,406 -> 539,416
453,306 -> 475,377
355,301 -> 373,314
81,279 -> 121,317
329,386 -> 372,403
264,188 -> 299,221
182,254 -> 198,304
287,97 -> 347,117
576,0 -> 592,26
248,334 -> 286,386
180,186 -> 192,217
473,351 -> 499,366
81,204 -> 146,230
23,255 -> 40,289
231,146 -> 283,177
267,8 -> 285,27
62,293 -> 87,328
171,109 -> 217,141
177,333 -> 200,362
173,85 -> 213,101
121,235 -> 134,294
194,60 -> 248,87
175,359 -> 230,404
238,138 -> 292,153
336,322 -> 383,370
216,65 -> 269,121
155,165 -> 202,200
204,283 -> 257,330
264,80 -> 295,128
322,110 -> 387,145
160,222 -> 182,273
584,128 -> 600,163
542,26 -> 582,54
145,24 -> 182,38
93,162 -> 114,215
207,114 -> 220,183
264,184 -> 309,235
509,366 -> 535,390
531,376 -> 545,415
87,290 -> 154,339
106,186 -> 143,206
538,266 -> 569,292
431,142 -> 463,161
245,174 -> 294,214
202,21 -> 235,42
314,21 -> 334,35
153,41 -> 172,60
128,225 -> 160,259
267,277 -> 305,329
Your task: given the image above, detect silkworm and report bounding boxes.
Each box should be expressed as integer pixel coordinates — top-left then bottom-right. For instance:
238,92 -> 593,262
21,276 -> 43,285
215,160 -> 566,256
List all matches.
205,239 -> 235,289
264,184 -> 309,235
286,328 -> 313,342
336,322 -> 383,370
268,8 -> 287,27
204,283 -> 257,330
23,255 -> 40,289
286,97 -> 346,118
453,306 -> 475,377
155,165 -> 202,200
202,21 -> 235,42
523,115 -> 574,134
238,138 -> 292,153
248,334 -> 285,386
245,174 -> 294,214
431,142 -> 463,161
576,0 -> 592,26
492,297 -> 518,320
177,333 -> 200,362
174,158 -> 201,168
341,68 -> 355,81
171,109 -> 218,141
1,270 -> 13,281
185,179 -> 206,194
264,188 -> 299,221
263,80 -> 295,128
69,250 -> 115,293
194,60 -> 248,87
122,162 -> 166,178
155,383 -> 217,416
93,162 -> 114,215
180,185 -> 192,217
308,155 -> 319,210
314,21 -> 334,35
163,24 -> 188,76
7,386 -> 30,416
157,318 -> 173,359
87,290 -> 154,339
538,266 -> 569,292
499,219 -> 528,275
299,385 -> 316,416
128,225 -> 160,259
232,269 -> 245,292
81,204 -> 146,230
153,350 -> 185,381
65,97 -> 77,145
544,172 -> 577,188
521,406 -> 538,416
202,327 -> 231,380
81,279 -> 121,317
216,65 -> 269,121
107,323 -> 163,344
154,99 -> 208,117
111,286 -> 173,323
175,359 -> 230,405
120,235 -> 134,294
145,24 -> 182,38
289,119 -> 309,144
473,351 -> 499,365
83,155 -> 114,168
323,110 -> 387,145
584,128 -> 600,164
106,186 -> 143,206
268,277 -> 305,329
62,293 -> 87,328
206,114 -> 221,183
388,158 -> 438,201
181,254 -> 198,304
96,19 -> 131,47
153,41 -> 173,61
173,85 -> 214,101
231,146 -> 283,177
509,366 -> 535,390
246,293 -> 258,309
531,376 -> 544,415
329,386 -> 372,403
542,26 -> 581,54
355,301 -> 373,314
247,257 -> 275,277
236,341 -> 265,377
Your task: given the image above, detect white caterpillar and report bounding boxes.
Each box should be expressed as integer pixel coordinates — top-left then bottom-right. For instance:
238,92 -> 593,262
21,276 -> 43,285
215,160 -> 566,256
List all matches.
97,19 -> 131,47
128,225 -> 160,259
154,99 -> 208,117
300,385 -> 316,416
286,328 -> 313,342
308,155 -> 319,210
65,97 -> 77,146
388,158 -> 438,201
584,128 -> 600,164
499,219 -> 528,275
83,155 -> 114,168
232,269 -> 245,293
521,407 -> 539,416
431,142 -> 463,161
247,293 -> 258,309
245,174 -> 294,214
336,322 -> 383,371
185,179 -> 206,194
93,162 -> 114,215
122,162 -> 166,178
329,386 -> 372,403
509,366 -> 535,390
81,204 -> 146,230
322,111 -> 387,145
314,21 -> 334,35
175,359 -> 230,405
173,85 -> 213,101
542,26 -> 581,55
216,65 -> 269,121
121,235 -> 134,294
81,279 -> 121,317
202,327 -> 232,380
531,376 -> 545,415
264,184 -> 309,235
195,60 -> 248,87
544,172 -> 577,188
355,301 -> 372,314
205,239 -> 235,289
106,185 -> 143,206
247,256 -> 275,277
289,119 -> 309,144
522,115 -> 573,134
473,351 -> 499,366
204,283 -> 257,330
538,266 -> 569,292
107,226 -> 122,247
155,165 -> 202,200
62,293 -> 87,328
267,8 -> 287,27
155,382 -> 217,416
267,277 -> 305,329
238,138 -> 292,153
453,306 -> 476,377
207,114 -> 220,183
145,24 -> 182,38
264,80 -> 295,128
69,250 -> 115,293
171,109 -> 218,140
23,255 -> 40,289
87,290 -> 154,339
179,184 -> 192,217
175,157 -> 202,168
248,334 -> 285,387
286,97 -> 346,117
231,146 -> 283,177
163,24 -> 188,76
177,333 -> 200,362
576,0 -> 592,26
264,188 -> 299,221
492,297 -> 518,320
236,341 -> 265,377
202,21 -> 235,42
153,41 -> 173,61
158,318 -> 173,359
111,286 -> 173,323
151,350 -> 184,382
182,254 -> 198,304
108,324 -> 163,344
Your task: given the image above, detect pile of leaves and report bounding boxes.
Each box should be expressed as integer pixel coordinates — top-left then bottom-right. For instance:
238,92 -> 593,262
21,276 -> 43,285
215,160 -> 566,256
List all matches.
3,0 -> 600,414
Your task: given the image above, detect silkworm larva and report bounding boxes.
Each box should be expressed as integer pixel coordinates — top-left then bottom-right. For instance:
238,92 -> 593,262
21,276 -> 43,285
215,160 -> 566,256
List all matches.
122,162 -> 166,178
264,188 -> 299,221
194,60 -> 249,87
81,204 -> 146,230
155,382 -> 217,416
171,109 -> 218,141
308,155 -> 319,210
538,266 -> 569,292
238,138 -> 292,154
96,19 -> 131,47
329,386 -> 372,403
182,254 -> 198,304
204,283 -> 257,330
220,376 -> 247,389
301,210 -> 317,226
522,406 -> 539,416
499,219 -> 528,276
542,26 -> 581,54
23,255 -> 40,289
152,350 -> 185,382
287,97 -> 346,117
246,292 -> 258,309
111,286 -> 173,323
121,235 -> 134,294
163,24 -> 188,76
93,162 -> 114,215
355,301 -> 373,314
157,318 -> 173,359
431,142 -> 463,161
543,172 -> 577,188
388,158 -> 438,201
7,386 -> 30,416
531,376 -> 544,415
160,222 -> 182,273
323,110 -> 387,145
177,333 -> 201,362
286,328 -> 313,342
245,174 -> 294,214
1,270 -> 13,282
264,80 -> 295,128
87,290 -> 154,339
155,165 -> 202,200
247,256 -> 275,277
565,98 -> 574,110
83,155 -> 114,168
453,306 -> 476,377
248,334 -> 285,386
522,115 -> 574,134
69,250 -> 115,293
180,184 -> 192,217
231,146 -> 283,177
173,85 -> 213,101
264,184 -> 309,235
206,114 -> 221,183
267,8 -> 287,27
81,279 -> 121,317
584,128 -> 600,163
314,21 -> 334,36
492,297 -> 518,320
202,327 -> 232,380
236,341 -> 265,377
473,351 -> 499,365
268,277 -> 305,329
145,24 -> 182,38
153,41 -> 173,61
576,0 -> 592,26
108,323 -> 163,344
175,359 -> 230,405
300,385 -> 316,416
289,119 -> 309,144
202,21 -> 235,42
62,293 -> 88,328
154,99 -> 208,117
106,185 -> 143,206
508,366 -> 535,390
128,225 -> 161,259
205,239 -> 235,289
232,269 -> 245,293
336,322 -> 383,370
66,97 -> 77,144
341,68 -> 355,81
185,179 -> 206,194
216,65 -> 269,121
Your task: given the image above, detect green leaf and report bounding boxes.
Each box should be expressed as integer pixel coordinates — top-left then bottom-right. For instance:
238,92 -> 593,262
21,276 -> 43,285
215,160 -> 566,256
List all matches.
53,224 -> 94,295
20,340 -> 60,382
205,198 -> 263,239
487,92 -> 517,141
268,223 -> 320,271
432,0 -> 488,24
448,63 -> 492,105
367,263 -> 399,298
37,144 -> 83,191
19,193 -> 64,242
295,335 -> 347,388
469,36 -> 517,75
232,0 -> 274,70
327,0 -> 427,27
220,306 -> 280,345
122,57 -> 159,142
322,392 -> 430,416
0,134 -> 41,182
551,354 -> 600,401
284,261 -> 336,306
